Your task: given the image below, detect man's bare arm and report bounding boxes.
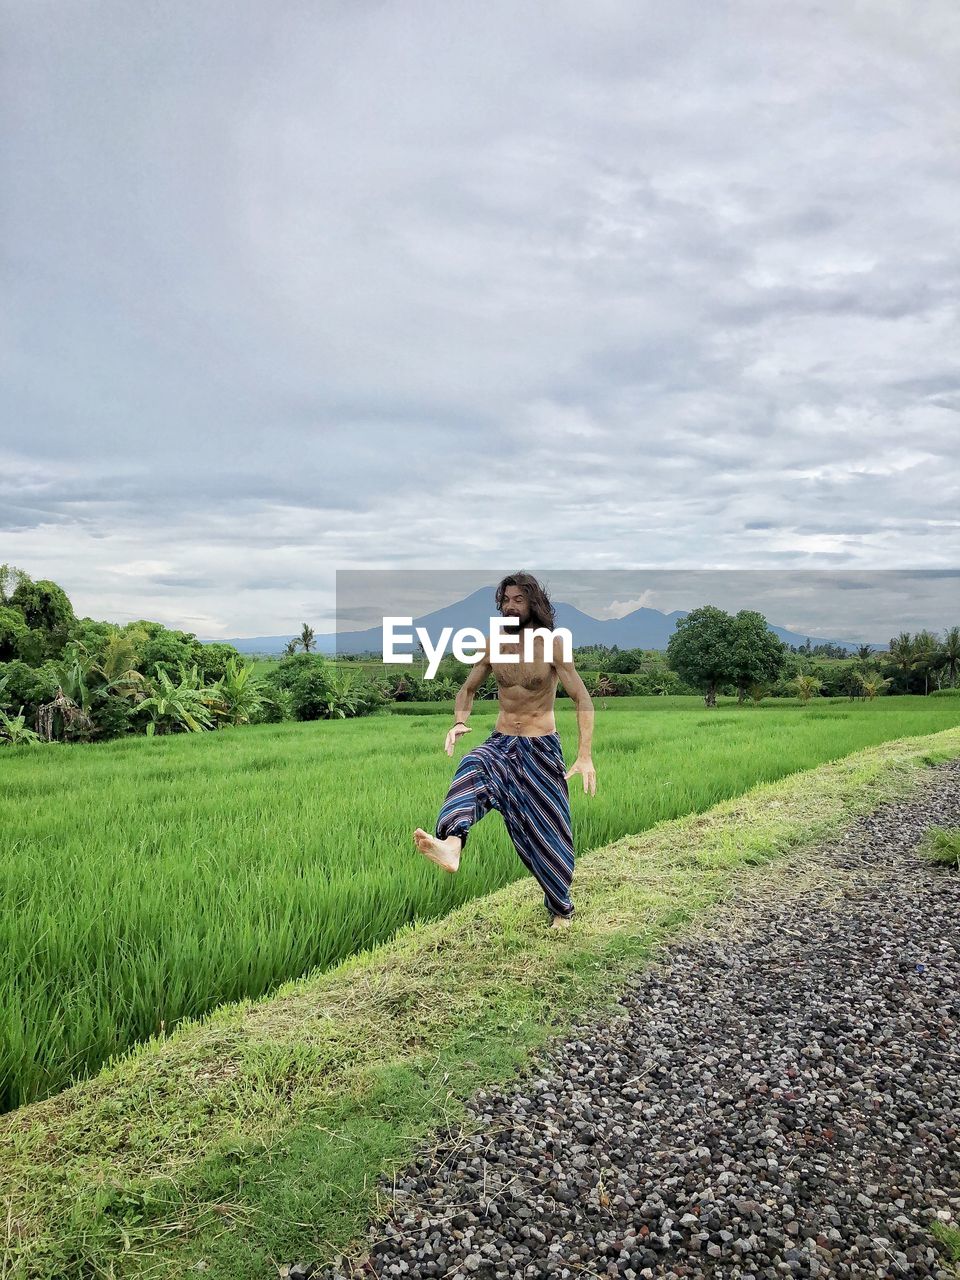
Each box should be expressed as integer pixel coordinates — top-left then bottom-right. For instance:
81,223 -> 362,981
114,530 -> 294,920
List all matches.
553,636 -> 597,795
445,640 -> 492,756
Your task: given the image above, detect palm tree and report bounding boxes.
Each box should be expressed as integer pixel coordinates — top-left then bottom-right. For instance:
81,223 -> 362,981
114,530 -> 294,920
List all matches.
53,635 -> 147,713
888,632 -> 916,687
939,626 -> 960,688
791,673 -> 822,705
299,624 -> 315,653
912,629 -> 940,695
857,672 -> 892,701
855,644 -> 874,663
283,638 -> 300,657
99,627 -> 148,696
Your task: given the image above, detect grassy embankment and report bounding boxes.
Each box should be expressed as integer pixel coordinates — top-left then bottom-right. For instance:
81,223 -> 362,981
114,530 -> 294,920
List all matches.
2,715 -> 960,1278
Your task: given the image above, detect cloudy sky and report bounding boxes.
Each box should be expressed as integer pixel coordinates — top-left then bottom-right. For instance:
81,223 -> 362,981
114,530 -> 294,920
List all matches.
336,570 -> 960,644
2,1 -> 959,638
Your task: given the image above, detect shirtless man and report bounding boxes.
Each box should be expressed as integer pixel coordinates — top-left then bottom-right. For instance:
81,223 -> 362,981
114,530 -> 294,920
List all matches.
413,572 -> 597,929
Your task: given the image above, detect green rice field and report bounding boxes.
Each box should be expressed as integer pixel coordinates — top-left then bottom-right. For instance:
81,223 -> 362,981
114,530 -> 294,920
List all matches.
2,693 -> 959,1113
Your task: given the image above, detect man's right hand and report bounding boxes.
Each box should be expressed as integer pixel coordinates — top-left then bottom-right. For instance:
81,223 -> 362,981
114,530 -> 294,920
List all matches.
445,722 -> 472,757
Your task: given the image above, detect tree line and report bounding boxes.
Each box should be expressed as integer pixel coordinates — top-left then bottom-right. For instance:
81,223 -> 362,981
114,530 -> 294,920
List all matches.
0,567 -> 380,745
2,567 -> 957,746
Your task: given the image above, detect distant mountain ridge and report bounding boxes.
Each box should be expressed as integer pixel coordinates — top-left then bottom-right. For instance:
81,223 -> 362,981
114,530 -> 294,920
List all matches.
207,585 -> 881,654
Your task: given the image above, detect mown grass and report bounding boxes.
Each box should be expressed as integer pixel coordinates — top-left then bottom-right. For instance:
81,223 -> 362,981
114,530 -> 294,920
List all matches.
2,696 -> 960,1112
2,724 -> 959,1279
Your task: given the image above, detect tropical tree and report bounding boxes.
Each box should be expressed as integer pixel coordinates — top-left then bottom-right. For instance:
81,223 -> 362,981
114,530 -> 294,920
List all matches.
888,632 -> 916,687
1,670 -> 41,744
608,648 -> 647,674
666,605 -> 738,708
52,637 -> 148,715
97,627 -> 150,702
856,671 -> 892,701
0,605 -> 31,662
299,624 -> 315,653
791,673 -> 823,705
283,638 -> 300,657
730,611 -> 787,703
35,686 -> 96,741
137,666 -> 217,736
912,629 -> 941,695
195,641 -> 244,683
128,626 -> 193,681
419,676 -> 459,703
50,641 -> 99,716
316,667 -> 366,719
262,652 -> 336,720
209,657 -> 267,727
8,573 -> 75,658
0,564 -> 27,605
0,706 -> 41,746
941,626 -> 960,688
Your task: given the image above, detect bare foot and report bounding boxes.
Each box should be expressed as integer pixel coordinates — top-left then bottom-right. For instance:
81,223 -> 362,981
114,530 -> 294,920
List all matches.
413,828 -> 461,873
550,913 -> 573,929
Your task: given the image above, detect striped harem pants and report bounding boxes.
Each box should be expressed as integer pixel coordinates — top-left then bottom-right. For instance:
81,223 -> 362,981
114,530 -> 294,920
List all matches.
435,730 -> 576,920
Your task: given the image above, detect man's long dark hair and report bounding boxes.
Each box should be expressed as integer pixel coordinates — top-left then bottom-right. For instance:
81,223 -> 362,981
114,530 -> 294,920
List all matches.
495,571 -> 556,630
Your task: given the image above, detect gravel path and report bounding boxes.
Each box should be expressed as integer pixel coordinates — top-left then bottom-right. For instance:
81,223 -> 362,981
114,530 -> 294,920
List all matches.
296,758 -> 960,1280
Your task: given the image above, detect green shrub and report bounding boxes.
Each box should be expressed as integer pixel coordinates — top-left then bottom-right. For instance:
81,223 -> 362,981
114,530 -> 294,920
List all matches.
263,654 -> 383,720
0,660 -> 58,721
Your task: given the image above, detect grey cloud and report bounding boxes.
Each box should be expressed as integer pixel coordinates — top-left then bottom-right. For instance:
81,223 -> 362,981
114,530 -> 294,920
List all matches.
827,578 -> 884,592
147,574 -> 218,589
891,375 -> 960,397
237,577 -> 306,592
1,0 -> 959,633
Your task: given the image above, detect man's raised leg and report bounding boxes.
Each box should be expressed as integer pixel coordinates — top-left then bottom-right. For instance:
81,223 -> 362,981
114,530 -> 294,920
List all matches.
414,750 -> 494,875
413,829 -> 462,873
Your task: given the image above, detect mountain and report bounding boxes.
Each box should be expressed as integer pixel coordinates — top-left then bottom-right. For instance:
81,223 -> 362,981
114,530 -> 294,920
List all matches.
208,584 -> 880,655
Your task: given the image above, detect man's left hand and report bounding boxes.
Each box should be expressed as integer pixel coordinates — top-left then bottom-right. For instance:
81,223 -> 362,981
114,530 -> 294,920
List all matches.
564,756 -> 597,796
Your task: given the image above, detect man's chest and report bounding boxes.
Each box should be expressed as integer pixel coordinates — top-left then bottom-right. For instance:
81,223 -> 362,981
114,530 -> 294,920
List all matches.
491,652 -> 557,691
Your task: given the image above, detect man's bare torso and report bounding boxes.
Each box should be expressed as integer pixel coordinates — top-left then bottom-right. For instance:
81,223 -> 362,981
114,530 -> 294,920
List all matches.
491,632 -> 559,736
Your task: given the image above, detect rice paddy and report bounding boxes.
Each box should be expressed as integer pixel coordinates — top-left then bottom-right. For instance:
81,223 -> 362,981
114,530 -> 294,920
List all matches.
2,693 -> 959,1112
